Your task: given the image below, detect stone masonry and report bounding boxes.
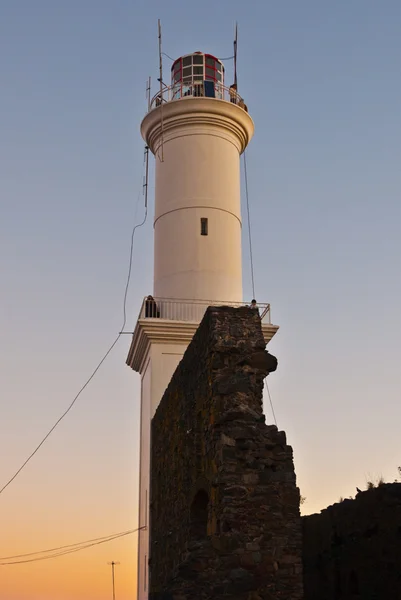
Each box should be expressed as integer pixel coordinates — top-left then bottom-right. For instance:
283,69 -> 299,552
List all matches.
149,306 -> 303,600
303,483 -> 401,600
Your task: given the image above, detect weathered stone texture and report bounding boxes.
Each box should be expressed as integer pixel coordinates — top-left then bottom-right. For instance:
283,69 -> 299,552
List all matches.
150,306 -> 303,600
303,483 -> 401,600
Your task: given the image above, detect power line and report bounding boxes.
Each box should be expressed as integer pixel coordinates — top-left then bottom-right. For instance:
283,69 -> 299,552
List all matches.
122,204 -> 148,332
0,336 -> 121,497
122,145 -> 149,332
265,379 -> 278,427
0,534 -> 129,565
0,155 -> 149,497
0,529 -> 135,560
243,150 -> 255,300
0,528 -> 145,566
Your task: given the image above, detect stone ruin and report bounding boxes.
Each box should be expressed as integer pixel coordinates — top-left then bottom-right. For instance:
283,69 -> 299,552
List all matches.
149,307 -> 303,600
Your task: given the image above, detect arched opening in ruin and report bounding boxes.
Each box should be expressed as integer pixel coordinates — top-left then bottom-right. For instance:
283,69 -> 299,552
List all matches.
334,570 -> 342,598
348,570 -> 359,594
189,489 -> 209,540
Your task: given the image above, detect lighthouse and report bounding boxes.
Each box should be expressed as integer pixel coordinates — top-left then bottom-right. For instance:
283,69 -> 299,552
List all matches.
126,51 -> 278,599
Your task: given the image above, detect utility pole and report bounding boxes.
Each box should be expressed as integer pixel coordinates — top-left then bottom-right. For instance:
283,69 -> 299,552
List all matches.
107,561 -> 120,600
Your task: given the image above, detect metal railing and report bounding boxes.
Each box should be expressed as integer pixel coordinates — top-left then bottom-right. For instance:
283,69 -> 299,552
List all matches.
138,297 -> 271,324
150,81 -> 248,111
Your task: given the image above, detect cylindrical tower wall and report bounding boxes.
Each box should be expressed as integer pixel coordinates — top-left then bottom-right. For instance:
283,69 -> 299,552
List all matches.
141,97 -> 254,303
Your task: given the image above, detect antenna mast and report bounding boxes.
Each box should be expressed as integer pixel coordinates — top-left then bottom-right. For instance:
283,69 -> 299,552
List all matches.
146,76 -> 151,112
158,19 -> 165,162
234,22 -> 238,88
143,145 -> 150,209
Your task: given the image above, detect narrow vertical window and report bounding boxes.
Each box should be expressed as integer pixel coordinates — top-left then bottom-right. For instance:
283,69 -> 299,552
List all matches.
144,556 -> 147,591
201,218 -> 208,236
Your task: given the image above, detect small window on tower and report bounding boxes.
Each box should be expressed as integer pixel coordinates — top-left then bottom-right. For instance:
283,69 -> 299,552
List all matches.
201,218 -> 208,236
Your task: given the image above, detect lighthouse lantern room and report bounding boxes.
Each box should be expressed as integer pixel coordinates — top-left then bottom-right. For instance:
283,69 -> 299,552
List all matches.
170,51 -> 225,99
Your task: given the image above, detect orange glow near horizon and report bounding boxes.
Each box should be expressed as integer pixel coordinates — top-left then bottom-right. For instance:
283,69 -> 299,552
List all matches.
0,452 -> 140,600
0,534 -> 138,600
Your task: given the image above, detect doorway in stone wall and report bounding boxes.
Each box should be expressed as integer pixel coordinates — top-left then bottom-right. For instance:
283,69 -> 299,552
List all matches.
189,489 -> 209,540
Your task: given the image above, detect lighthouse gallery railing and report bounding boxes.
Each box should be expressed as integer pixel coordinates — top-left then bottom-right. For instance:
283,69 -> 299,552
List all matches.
150,81 -> 246,110
138,297 -> 271,325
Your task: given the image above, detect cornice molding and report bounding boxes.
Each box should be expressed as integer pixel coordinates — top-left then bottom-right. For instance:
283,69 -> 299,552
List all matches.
126,318 -> 279,375
141,97 -> 254,155
126,319 -> 200,373
261,323 -> 280,345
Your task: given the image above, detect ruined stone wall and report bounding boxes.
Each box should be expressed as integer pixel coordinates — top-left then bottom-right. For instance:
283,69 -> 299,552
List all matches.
149,307 -> 303,600
303,483 -> 401,600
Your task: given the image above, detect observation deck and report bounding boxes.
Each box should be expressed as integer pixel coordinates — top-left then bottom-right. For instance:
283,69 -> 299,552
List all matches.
127,297 -> 279,373
151,81 -> 247,111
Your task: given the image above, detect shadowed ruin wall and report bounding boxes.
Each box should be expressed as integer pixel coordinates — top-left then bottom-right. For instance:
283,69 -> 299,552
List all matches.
302,483 -> 401,600
149,307 -> 303,600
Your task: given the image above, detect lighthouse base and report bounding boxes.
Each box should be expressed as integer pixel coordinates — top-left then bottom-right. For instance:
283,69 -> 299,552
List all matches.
127,319 -> 199,600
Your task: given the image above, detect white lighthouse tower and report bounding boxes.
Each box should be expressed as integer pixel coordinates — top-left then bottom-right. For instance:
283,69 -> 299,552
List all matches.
126,51 -> 278,599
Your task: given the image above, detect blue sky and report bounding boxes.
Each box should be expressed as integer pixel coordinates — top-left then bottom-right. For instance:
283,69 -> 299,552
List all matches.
0,1 -> 400,598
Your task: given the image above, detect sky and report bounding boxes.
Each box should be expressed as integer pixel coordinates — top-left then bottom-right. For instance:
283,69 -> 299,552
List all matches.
0,1 -> 400,598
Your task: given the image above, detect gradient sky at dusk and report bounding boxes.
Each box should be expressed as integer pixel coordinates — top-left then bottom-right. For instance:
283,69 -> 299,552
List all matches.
0,1 -> 400,599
